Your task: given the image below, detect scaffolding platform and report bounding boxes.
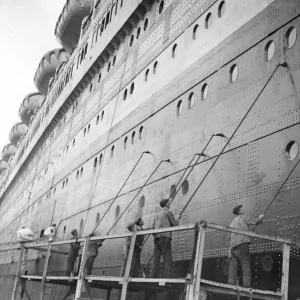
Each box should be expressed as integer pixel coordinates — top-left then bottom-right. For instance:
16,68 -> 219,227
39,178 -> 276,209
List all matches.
7,222 -> 291,300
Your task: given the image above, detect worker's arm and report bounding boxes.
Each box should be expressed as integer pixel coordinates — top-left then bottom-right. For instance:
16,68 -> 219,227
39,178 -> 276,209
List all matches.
168,211 -> 179,226
246,214 -> 264,226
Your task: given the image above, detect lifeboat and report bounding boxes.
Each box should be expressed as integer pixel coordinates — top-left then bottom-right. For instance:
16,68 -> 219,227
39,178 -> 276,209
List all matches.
0,160 -> 7,175
34,48 -> 70,95
55,0 -> 92,53
1,144 -> 16,162
9,123 -> 28,147
19,92 -> 45,126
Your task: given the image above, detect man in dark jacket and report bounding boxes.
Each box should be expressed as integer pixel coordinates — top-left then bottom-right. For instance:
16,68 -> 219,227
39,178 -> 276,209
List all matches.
65,229 -> 81,276
84,232 -> 104,275
228,205 -> 264,287
150,199 -> 180,278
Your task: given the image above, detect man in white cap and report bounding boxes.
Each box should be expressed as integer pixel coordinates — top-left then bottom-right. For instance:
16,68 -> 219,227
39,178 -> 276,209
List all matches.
228,204 -> 264,287
150,198 -> 180,278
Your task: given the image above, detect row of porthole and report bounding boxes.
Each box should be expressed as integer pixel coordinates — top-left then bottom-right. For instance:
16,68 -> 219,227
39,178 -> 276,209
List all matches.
123,126 -> 144,149
129,18 -> 149,47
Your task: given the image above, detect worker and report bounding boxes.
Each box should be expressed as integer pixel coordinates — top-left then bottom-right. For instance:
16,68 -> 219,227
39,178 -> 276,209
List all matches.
150,199 -> 181,278
120,217 -> 144,277
17,226 -> 35,241
65,229 -> 81,276
44,224 -> 56,242
84,232 -> 104,275
228,204 -> 264,287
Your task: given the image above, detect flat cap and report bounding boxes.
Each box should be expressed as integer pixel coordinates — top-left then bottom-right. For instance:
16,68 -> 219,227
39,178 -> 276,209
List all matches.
160,199 -> 169,207
233,205 -> 242,215
71,229 -> 77,235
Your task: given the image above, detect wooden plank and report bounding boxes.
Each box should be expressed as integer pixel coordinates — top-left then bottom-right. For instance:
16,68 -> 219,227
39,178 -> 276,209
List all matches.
120,231 -> 136,300
39,242 -> 52,300
74,236 -> 89,300
27,246 -> 68,255
11,244 -> 24,300
129,278 -> 186,284
207,223 -> 291,244
280,243 -> 290,300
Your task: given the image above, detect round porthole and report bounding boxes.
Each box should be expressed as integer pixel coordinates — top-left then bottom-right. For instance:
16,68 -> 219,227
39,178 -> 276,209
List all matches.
123,89 -> 128,100
230,64 -> 238,83
80,219 -> 83,231
205,13 -> 212,29
115,205 -> 120,218
218,1 -> 225,18
285,141 -> 299,161
286,27 -> 297,49
136,27 -> 141,39
140,196 -> 145,208
124,137 -> 128,149
170,185 -> 176,199
130,82 -> 134,94
63,226 -> 66,234
265,41 -> 275,61
201,84 -> 208,100
188,92 -> 195,108
130,35 -> 134,47
144,18 -> 149,31
177,100 -> 183,115
159,0 -> 164,14
182,180 -> 189,195
96,212 -> 100,224
193,24 -> 199,40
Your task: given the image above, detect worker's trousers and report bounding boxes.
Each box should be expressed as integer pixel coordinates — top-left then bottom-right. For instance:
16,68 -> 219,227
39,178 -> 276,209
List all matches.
150,237 -> 172,278
65,251 -> 78,276
85,255 -> 96,275
120,247 -> 141,277
228,243 -> 251,287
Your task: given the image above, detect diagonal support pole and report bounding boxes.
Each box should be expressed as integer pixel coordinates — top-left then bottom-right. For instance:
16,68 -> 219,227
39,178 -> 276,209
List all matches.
11,243 -> 24,300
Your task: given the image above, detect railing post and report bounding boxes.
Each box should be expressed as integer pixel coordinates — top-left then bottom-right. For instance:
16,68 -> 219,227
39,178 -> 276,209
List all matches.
281,243 -> 290,300
120,231 -> 137,300
39,242 -> 52,300
74,236 -> 89,300
11,243 -> 24,300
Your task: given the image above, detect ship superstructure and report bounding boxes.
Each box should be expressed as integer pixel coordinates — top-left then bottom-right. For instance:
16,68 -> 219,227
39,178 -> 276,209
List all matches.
1,0 -> 300,299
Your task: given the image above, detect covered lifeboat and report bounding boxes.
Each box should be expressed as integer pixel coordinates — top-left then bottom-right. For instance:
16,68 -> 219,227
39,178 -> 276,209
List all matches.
0,160 -> 7,175
34,48 -> 70,95
55,0 -> 92,53
1,144 -> 16,162
9,123 -> 28,147
19,92 -> 45,126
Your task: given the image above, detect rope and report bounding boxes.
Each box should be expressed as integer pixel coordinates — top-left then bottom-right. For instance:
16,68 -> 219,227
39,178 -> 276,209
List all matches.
91,151 -> 151,234
253,157 -> 300,231
107,159 -> 171,235
80,28 -> 132,237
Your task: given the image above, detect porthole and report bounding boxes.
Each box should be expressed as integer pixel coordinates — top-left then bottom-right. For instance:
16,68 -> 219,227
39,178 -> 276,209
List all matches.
182,179 -> 189,195
286,27 -> 297,48
96,115 -> 100,125
40,229 -> 44,238
188,92 -> 195,108
230,64 -> 238,83
107,62 -> 111,72
111,145 -> 115,157
140,196 -> 145,208
177,100 -> 183,116
63,226 -> 66,234
98,72 -> 102,82
136,27 -> 141,39
80,167 -> 83,176
201,84 -> 208,100
130,35 -> 134,47
99,153 -> 103,165
113,55 -> 116,66
218,1 -> 225,18
193,24 -> 199,40
80,219 -> 83,232
139,126 -> 144,139
285,141 -> 299,161
145,69 -> 149,81
265,41 -> 275,61
73,139 -> 76,146
101,110 -> 104,120
54,187 -> 56,194
130,82 -> 135,94
153,61 -> 158,74
115,205 -> 120,218
131,131 -> 136,144
170,184 -> 176,199
124,137 -> 128,149
88,124 -> 91,132
205,13 -> 212,29
84,128 -> 86,136
144,18 -> 149,31
172,44 -> 177,58
96,212 -> 100,224
66,178 -> 68,186
159,0 -> 164,14
123,89 -> 128,100
89,83 -> 93,92
76,170 -> 79,179
94,157 -> 98,168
